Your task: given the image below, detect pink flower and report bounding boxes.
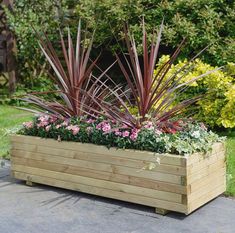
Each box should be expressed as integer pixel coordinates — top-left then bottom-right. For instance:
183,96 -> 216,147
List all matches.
130,128 -> 140,141
155,129 -> 162,135
45,125 -> 51,132
96,122 -> 103,130
122,131 -> 130,137
115,131 -> 122,136
102,123 -> 111,132
23,121 -> 33,129
49,116 -> 58,123
56,124 -> 62,129
132,128 -> 140,133
121,123 -> 128,129
62,121 -> 69,126
38,115 -> 49,122
144,121 -> 154,130
72,127 -> 80,135
41,121 -> 49,127
37,121 -> 48,128
130,133 -> 138,141
66,125 -> 80,135
37,115 -> 50,127
86,119 -> 95,124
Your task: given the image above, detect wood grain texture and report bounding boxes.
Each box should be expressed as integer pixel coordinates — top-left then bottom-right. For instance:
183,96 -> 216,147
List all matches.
10,135 -> 226,215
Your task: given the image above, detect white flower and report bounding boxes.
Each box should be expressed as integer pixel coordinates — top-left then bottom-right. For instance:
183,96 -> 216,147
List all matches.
155,157 -> 161,165
191,130 -> 200,139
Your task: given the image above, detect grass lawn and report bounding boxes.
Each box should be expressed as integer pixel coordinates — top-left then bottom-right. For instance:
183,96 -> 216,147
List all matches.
0,105 -> 235,196
223,131 -> 235,197
0,105 -> 32,159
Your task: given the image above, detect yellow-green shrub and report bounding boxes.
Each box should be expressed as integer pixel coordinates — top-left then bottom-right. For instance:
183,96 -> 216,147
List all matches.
219,86 -> 235,128
154,56 -> 235,128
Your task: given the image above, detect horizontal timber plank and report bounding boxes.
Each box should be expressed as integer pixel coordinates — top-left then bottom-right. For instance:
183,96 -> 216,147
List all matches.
188,184 -> 226,214
11,135 -> 186,167
12,171 -> 187,213
11,164 -> 183,203
187,143 -> 225,166
11,149 -> 184,185
188,164 -> 226,193
11,156 -> 187,194
187,159 -> 226,184
187,174 -> 225,202
187,153 -> 225,176
10,143 -> 186,176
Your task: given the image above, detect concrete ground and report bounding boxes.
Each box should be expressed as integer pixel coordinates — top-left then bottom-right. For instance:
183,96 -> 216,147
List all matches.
1,160 -> 235,233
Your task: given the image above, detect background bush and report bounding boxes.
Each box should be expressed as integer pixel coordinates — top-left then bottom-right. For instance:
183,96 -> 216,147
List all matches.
6,0 -> 235,83
4,0 -> 72,89
75,0 -> 235,65
3,0 -> 235,129
155,55 -> 235,129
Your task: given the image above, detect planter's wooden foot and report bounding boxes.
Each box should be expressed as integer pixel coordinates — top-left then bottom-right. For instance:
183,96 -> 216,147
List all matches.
26,176 -> 35,187
26,180 -> 35,186
155,208 -> 170,215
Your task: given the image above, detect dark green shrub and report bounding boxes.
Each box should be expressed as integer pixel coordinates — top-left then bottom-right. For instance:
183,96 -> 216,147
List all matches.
5,0 -> 70,88
75,0 -> 235,65
4,0 -> 235,92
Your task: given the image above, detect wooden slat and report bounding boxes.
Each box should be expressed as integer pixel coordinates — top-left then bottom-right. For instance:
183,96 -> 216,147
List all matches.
189,164 -> 226,193
187,158 -> 226,184
187,153 -> 225,176
11,135 -> 186,166
187,143 -> 225,166
10,143 -> 186,175
11,164 -> 183,203
11,149 -> 184,185
188,184 -> 226,214
11,156 -> 187,194
187,174 -> 225,202
187,155 -> 225,176
12,171 -> 187,213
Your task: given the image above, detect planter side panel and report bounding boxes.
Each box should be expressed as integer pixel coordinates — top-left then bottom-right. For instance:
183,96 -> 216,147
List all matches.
186,143 -> 226,214
11,135 -> 188,214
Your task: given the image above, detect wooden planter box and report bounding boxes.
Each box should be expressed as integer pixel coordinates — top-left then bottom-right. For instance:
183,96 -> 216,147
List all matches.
10,135 -> 226,215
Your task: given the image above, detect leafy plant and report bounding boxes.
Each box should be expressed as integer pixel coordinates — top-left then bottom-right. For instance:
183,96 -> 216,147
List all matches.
154,55 -> 235,128
21,21 -> 114,118
4,0 -> 71,87
20,114 -> 224,156
74,0 -> 235,65
86,21 -> 221,129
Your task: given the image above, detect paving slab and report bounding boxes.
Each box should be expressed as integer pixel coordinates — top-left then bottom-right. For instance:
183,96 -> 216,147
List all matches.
0,160 -> 235,233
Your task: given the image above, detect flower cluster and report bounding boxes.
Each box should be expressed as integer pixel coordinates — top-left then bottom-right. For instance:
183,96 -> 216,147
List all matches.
66,125 -> 80,135
21,115 -> 224,156
96,121 -> 111,132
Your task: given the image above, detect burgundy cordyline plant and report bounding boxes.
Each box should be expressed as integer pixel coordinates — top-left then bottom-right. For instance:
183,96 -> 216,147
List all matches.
86,20 -> 222,130
21,20 -> 116,118
22,19 -> 223,133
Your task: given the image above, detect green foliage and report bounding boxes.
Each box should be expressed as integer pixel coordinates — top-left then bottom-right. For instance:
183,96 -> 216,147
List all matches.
5,0 -> 70,87
20,114 -> 224,156
154,55 -> 235,129
0,106 -> 32,159
221,130 -> 235,197
5,0 -> 234,89
219,86 -> 235,128
75,0 -> 235,65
